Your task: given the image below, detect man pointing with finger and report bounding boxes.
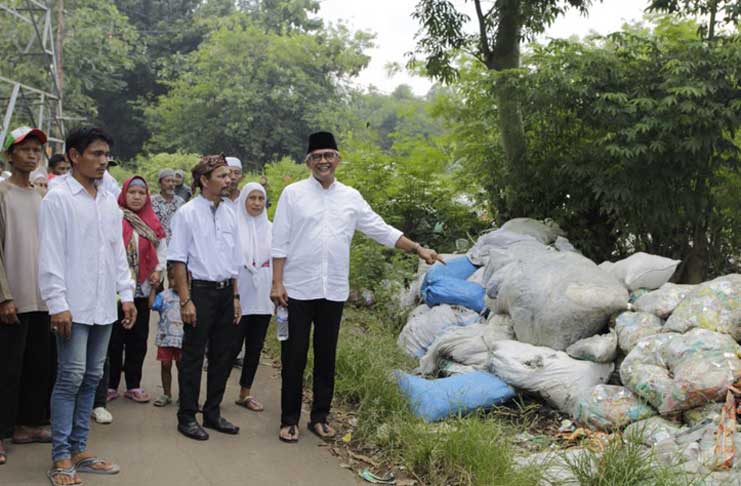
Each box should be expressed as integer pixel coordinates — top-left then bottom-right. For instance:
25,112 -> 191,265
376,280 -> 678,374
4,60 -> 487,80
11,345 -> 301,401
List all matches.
271,131 -> 444,443
39,127 -> 136,484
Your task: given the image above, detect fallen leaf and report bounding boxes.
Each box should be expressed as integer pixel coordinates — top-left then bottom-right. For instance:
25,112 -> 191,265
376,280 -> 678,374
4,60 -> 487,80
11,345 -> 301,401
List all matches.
343,432 -> 353,443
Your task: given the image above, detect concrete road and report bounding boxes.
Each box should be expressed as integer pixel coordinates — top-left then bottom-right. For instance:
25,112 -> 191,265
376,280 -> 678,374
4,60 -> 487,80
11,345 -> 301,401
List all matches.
2,317 -> 360,486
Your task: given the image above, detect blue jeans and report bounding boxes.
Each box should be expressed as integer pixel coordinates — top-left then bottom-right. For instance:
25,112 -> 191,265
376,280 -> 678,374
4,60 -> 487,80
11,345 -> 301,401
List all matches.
51,323 -> 112,462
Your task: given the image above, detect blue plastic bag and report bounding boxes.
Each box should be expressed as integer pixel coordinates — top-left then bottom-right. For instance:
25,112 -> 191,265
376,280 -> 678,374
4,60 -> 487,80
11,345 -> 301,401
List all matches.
425,256 -> 478,282
421,256 -> 485,313
396,371 -> 515,422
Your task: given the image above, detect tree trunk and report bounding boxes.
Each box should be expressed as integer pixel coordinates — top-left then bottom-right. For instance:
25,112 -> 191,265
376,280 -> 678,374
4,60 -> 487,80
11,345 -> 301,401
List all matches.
480,0 -> 528,215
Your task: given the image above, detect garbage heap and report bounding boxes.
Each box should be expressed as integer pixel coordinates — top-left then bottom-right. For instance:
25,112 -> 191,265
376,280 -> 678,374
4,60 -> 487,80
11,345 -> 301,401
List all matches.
395,218 -> 741,478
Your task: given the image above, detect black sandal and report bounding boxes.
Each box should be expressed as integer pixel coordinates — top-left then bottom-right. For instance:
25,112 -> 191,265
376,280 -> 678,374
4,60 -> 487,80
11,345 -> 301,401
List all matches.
279,425 -> 298,443
307,421 -> 336,440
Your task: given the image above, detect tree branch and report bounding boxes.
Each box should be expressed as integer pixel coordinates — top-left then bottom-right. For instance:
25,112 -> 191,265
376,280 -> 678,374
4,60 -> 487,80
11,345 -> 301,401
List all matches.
473,0 -> 492,65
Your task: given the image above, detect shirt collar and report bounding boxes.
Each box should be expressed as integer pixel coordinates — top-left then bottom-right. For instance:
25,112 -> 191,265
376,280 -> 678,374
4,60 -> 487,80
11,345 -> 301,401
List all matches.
65,174 -> 88,196
308,176 -> 337,191
195,194 -> 223,210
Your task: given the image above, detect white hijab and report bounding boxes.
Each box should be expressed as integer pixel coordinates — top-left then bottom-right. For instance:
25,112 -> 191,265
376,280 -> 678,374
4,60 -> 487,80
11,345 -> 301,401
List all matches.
237,182 -> 272,275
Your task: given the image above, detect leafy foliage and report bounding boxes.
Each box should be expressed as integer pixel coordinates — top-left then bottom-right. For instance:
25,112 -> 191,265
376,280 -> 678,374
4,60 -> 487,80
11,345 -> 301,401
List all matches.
145,12 -> 372,166
441,17 -> 741,279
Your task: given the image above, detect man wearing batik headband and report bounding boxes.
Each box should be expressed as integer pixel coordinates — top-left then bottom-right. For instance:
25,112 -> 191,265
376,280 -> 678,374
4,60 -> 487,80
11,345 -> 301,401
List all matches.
168,154 -> 242,441
271,131 -> 445,443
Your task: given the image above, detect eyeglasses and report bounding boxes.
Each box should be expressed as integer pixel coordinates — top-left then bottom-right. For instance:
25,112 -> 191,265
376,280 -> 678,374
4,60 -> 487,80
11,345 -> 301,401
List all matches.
308,151 -> 339,163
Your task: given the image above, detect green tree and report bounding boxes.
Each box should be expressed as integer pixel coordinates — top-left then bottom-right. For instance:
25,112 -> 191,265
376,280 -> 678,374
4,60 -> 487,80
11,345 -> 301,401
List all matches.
411,0 -> 596,215
442,17 -> 741,280
145,12 -> 372,167
648,0 -> 741,39
0,0 -> 140,128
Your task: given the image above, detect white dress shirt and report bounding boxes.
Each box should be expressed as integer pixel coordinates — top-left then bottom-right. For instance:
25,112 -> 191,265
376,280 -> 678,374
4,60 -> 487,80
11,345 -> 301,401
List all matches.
39,175 -> 134,325
168,195 -> 241,282
272,177 -> 403,302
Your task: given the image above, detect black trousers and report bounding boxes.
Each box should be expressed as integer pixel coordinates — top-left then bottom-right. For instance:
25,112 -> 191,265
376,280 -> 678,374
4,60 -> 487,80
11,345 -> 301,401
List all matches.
237,314 -> 271,389
108,298 -> 150,390
0,311 -> 52,438
281,298 -> 344,427
93,358 -> 110,409
177,285 -> 241,425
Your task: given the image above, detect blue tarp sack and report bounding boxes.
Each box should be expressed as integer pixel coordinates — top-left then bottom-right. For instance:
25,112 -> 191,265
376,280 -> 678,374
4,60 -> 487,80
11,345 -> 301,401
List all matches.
395,370 -> 515,422
421,256 -> 485,313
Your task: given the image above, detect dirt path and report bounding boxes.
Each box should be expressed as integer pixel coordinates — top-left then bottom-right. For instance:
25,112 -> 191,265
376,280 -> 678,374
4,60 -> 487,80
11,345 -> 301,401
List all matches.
2,316 -> 361,486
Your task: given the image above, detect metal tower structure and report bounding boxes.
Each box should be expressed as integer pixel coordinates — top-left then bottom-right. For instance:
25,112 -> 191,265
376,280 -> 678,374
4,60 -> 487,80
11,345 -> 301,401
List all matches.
0,0 -> 65,152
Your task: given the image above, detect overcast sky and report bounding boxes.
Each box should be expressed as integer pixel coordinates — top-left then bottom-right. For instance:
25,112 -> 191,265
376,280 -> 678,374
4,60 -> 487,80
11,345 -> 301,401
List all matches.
318,0 -> 650,95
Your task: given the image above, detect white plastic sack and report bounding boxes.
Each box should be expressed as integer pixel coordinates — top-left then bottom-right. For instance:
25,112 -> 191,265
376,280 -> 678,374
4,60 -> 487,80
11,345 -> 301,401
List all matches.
400,274 -> 423,309
499,218 -> 565,245
615,311 -> 665,354
496,251 -> 629,350
608,252 -> 681,291
664,274 -> 741,340
481,240 -> 551,287
466,229 -> 538,266
633,283 -> 696,319
553,236 -> 579,253
397,304 -> 481,358
467,267 -> 486,285
418,314 -> 514,375
620,329 -> 741,415
488,340 -> 614,415
566,331 -> 618,363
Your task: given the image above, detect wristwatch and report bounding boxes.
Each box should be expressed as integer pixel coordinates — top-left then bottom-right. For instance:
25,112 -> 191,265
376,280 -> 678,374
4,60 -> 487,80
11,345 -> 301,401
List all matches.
180,297 -> 191,308
234,294 -> 240,300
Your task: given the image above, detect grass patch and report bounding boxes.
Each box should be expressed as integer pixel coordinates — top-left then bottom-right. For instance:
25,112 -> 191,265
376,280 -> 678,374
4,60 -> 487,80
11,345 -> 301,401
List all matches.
564,430 -> 698,486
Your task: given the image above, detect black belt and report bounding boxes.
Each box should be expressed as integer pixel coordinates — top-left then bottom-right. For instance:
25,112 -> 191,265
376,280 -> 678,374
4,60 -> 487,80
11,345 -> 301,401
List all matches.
191,279 -> 232,290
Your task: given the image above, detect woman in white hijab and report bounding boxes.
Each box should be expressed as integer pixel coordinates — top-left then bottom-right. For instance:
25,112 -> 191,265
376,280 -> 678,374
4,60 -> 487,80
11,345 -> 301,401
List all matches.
234,182 -> 273,412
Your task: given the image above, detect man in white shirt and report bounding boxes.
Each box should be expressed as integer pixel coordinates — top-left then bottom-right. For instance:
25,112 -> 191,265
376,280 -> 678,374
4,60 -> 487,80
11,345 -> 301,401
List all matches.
39,127 -> 137,483
168,154 -> 242,441
223,156 -> 243,213
271,131 -> 443,443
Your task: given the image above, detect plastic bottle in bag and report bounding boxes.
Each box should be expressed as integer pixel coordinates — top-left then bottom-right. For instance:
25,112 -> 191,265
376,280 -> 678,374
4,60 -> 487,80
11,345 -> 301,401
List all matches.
276,306 -> 289,341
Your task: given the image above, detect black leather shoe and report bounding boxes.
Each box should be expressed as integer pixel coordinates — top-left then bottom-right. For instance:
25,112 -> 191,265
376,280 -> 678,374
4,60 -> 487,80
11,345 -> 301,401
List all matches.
203,416 -> 240,435
178,421 -> 209,441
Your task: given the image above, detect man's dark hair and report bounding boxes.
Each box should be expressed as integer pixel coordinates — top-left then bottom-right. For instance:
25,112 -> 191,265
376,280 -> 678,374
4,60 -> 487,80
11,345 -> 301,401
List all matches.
64,127 -> 114,160
48,153 -> 66,168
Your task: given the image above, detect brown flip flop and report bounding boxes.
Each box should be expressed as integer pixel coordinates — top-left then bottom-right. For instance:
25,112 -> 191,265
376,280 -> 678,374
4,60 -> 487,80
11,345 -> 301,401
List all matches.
235,396 -> 264,412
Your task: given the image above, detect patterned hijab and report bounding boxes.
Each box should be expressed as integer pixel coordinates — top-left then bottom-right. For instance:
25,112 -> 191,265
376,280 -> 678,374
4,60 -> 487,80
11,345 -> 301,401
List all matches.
118,176 -> 166,283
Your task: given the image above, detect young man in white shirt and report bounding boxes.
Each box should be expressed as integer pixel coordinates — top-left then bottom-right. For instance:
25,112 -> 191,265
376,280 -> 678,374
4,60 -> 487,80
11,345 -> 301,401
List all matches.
271,131 -> 443,443
168,155 -> 242,441
39,127 -> 137,484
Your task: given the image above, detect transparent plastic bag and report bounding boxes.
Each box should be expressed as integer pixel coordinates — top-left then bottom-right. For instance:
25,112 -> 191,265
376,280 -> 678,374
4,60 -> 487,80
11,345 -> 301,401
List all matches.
664,274 -> 741,340
574,384 -> 656,431
621,329 -> 741,414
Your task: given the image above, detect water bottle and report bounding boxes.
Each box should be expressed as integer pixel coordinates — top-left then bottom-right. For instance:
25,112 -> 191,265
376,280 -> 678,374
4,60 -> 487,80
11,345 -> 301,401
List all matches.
276,306 -> 289,341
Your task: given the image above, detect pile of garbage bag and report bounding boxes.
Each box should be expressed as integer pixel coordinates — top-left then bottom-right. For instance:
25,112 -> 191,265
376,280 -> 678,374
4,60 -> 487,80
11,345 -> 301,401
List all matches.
394,217 -> 741,472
